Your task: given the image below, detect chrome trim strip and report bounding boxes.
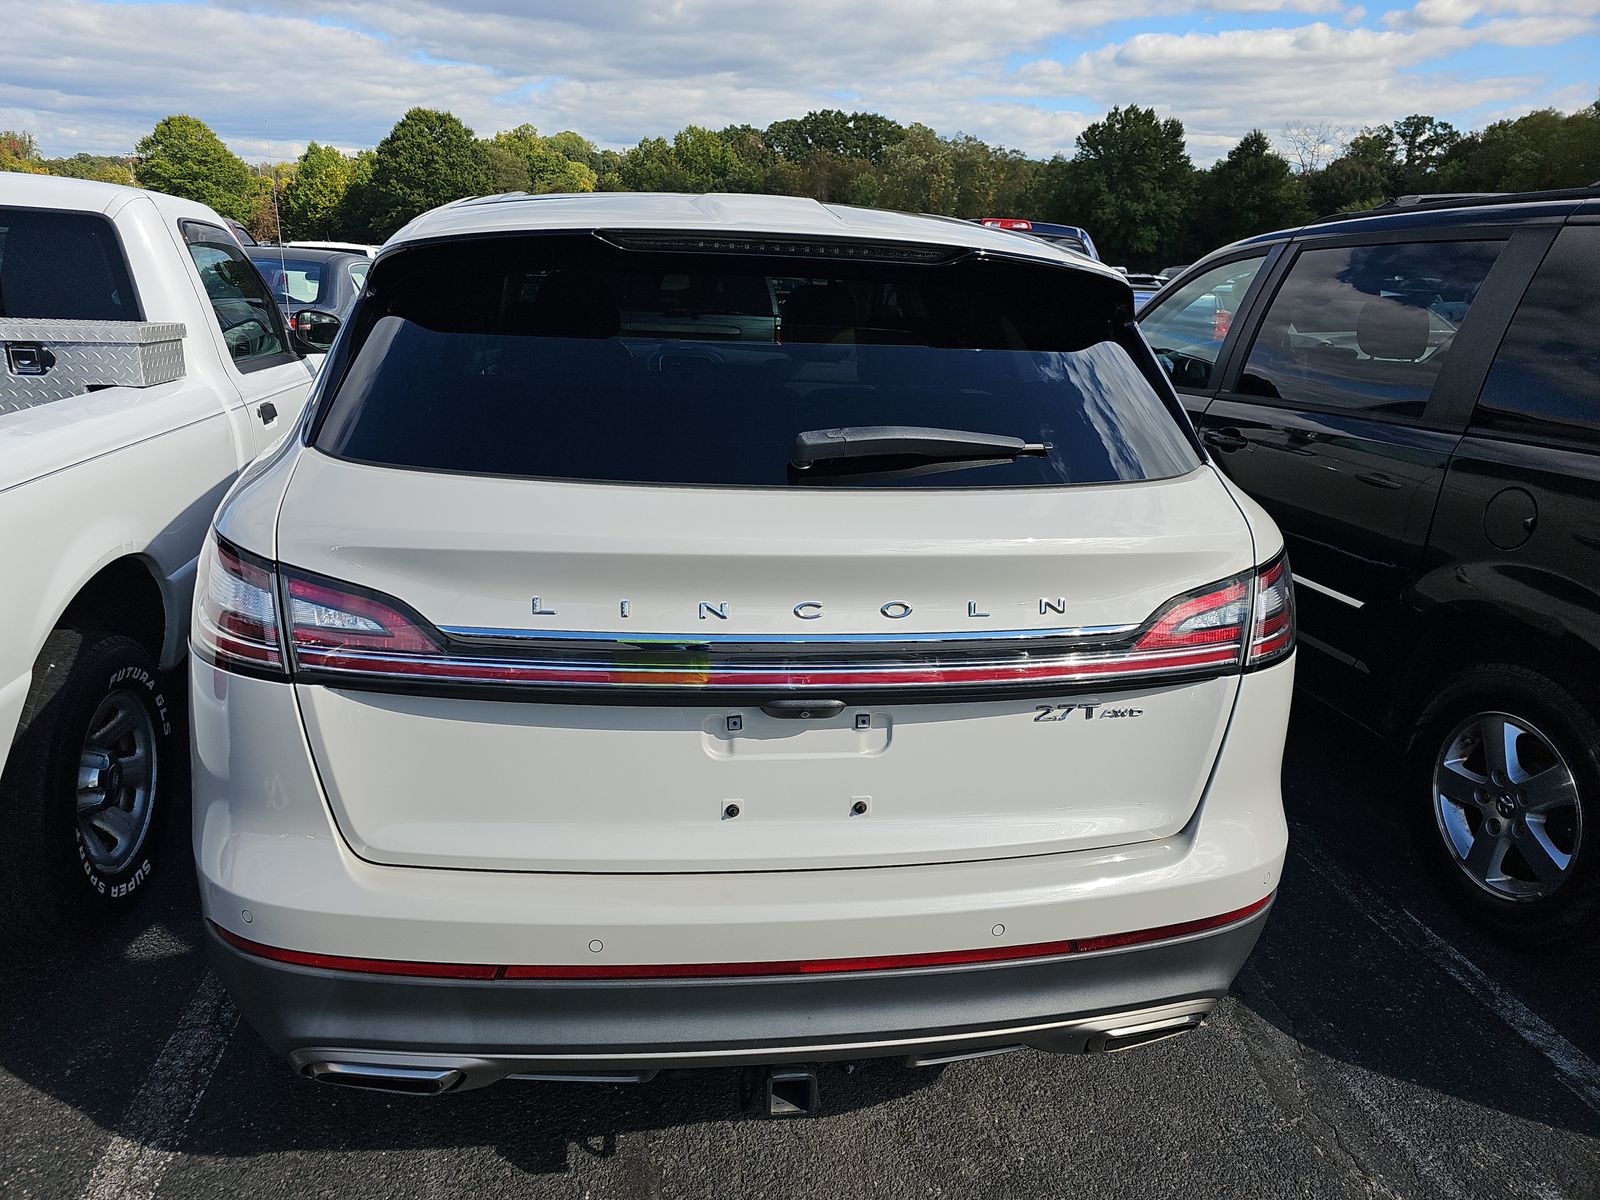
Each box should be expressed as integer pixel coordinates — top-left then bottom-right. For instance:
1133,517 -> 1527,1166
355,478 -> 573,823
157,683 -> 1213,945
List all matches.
438,622 -> 1142,647
293,640 -> 1243,688
289,999 -> 1220,1073
1293,576 -> 1364,609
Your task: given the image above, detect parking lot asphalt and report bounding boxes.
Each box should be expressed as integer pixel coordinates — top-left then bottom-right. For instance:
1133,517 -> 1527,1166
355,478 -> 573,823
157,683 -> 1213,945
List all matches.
2,693 -> 1598,1200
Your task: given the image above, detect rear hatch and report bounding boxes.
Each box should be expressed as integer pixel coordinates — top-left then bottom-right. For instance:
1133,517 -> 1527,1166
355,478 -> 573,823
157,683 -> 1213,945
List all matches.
276,229 -> 1256,873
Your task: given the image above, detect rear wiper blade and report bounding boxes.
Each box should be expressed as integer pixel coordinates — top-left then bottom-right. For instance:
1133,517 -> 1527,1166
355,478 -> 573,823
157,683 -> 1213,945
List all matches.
790,425 -> 1050,471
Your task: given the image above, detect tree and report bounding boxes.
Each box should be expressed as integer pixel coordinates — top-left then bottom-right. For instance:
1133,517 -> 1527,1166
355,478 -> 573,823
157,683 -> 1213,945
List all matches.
615,127 -> 759,193
873,124 -> 957,212
279,142 -> 352,240
1,130 -> 48,175
1436,103 -> 1600,193
345,108 -> 492,241
1278,123 -> 1350,174
134,115 -> 255,220
486,125 -> 597,195
544,130 -> 603,172
1053,106 -> 1193,268
1390,114 -> 1460,190
764,110 -> 906,165
40,153 -> 134,184
1191,130 -> 1309,255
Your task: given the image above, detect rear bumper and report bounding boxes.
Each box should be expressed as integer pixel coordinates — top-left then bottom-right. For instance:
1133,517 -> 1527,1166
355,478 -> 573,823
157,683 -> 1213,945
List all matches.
207,904 -> 1268,1089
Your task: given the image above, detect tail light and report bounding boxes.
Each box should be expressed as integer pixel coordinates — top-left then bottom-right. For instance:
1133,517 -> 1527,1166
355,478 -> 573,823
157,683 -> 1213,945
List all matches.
194,537 -> 285,674
196,535 -> 1293,692
1247,554 -> 1295,667
1214,308 -> 1232,340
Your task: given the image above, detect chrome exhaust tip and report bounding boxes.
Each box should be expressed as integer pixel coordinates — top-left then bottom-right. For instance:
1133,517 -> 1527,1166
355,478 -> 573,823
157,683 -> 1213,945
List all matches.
1085,1012 -> 1205,1053
302,1061 -> 464,1095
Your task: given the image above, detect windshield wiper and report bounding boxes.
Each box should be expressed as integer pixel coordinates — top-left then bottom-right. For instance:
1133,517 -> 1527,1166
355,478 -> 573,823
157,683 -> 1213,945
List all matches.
790,426 -> 1050,471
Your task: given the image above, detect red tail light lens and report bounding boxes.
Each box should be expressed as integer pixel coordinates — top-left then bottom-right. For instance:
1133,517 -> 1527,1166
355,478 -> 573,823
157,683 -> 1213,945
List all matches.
1247,554 -> 1295,666
286,573 -> 441,672
199,545 -> 1292,690
1213,308 -> 1233,340
194,537 -> 285,674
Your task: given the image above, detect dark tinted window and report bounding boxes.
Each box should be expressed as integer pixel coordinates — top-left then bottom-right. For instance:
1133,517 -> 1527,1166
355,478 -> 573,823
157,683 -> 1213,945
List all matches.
1474,226 -> 1600,448
0,207 -> 139,320
1238,239 -> 1503,420
315,235 -> 1199,489
182,222 -> 286,368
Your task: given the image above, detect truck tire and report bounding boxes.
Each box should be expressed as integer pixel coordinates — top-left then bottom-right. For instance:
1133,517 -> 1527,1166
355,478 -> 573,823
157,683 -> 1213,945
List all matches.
0,629 -> 172,947
1405,662 -> 1600,944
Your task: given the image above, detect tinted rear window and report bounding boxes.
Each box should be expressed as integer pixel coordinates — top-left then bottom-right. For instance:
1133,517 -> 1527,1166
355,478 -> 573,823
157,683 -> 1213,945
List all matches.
0,207 -> 139,320
315,235 -> 1199,489
1473,226 -> 1600,448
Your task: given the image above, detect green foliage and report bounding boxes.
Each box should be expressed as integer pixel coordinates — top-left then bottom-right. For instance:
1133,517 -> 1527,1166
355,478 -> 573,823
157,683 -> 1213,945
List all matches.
614,126 -> 761,193
1436,105 -> 1600,193
8,92 -> 1597,262
280,142 -> 351,240
134,115 -> 255,220
39,153 -> 134,184
764,110 -> 906,165
1,130 -> 47,174
1190,130 -> 1310,256
486,125 -> 599,195
343,108 -> 492,241
1047,106 -> 1194,265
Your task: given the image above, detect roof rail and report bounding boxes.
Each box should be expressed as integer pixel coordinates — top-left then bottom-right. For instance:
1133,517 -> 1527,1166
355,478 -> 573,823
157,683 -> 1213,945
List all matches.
1322,184 -> 1600,222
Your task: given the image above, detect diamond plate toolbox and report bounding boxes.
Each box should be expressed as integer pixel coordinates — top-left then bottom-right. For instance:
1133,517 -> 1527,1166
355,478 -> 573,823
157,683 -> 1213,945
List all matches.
1,319 -> 186,413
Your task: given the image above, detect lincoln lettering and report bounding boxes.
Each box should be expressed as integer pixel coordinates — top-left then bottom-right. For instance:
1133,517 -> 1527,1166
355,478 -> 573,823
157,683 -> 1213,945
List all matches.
528,599 -> 1069,621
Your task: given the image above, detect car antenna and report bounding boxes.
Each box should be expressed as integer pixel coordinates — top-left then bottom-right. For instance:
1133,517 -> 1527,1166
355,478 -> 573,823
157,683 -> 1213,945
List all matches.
267,120 -> 288,309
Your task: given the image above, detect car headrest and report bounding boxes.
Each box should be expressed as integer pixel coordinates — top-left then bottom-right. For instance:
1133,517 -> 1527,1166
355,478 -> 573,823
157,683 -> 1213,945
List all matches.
1356,299 -> 1430,362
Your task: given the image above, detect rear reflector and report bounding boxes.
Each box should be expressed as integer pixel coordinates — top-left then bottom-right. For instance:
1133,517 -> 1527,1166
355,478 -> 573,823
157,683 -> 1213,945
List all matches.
210,895 -> 1272,982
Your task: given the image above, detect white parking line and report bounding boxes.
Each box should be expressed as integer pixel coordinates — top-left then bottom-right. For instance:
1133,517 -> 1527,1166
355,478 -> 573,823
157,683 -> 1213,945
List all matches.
1294,830 -> 1600,1115
80,972 -> 237,1200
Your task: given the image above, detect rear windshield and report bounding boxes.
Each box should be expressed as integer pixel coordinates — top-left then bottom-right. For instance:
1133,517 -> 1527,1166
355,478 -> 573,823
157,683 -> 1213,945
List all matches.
0,207 -> 140,320
314,235 -> 1199,489
249,254 -> 329,306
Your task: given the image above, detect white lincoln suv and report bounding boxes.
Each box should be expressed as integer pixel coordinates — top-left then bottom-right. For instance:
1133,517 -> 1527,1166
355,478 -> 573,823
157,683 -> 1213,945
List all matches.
191,192 -> 1293,1103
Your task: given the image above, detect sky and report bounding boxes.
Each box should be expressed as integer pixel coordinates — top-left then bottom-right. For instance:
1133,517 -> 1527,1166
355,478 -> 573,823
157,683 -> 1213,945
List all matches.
2,0 -> 1596,166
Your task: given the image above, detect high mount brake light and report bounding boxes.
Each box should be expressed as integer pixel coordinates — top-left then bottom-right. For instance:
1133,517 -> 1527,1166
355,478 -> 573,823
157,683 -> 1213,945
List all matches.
198,542 -> 1293,690
195,537 -> 285,673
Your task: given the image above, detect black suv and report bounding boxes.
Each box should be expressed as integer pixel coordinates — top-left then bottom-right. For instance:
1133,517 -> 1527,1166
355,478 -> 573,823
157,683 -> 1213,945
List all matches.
1138,187 -> 1600,939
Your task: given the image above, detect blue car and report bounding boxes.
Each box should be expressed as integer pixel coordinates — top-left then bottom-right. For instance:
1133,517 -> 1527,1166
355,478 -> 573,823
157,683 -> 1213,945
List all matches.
973,218 -> 1099,261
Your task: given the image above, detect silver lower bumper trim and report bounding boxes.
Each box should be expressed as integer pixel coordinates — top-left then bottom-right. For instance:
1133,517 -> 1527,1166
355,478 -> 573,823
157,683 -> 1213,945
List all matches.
288,998 -> 1217,1092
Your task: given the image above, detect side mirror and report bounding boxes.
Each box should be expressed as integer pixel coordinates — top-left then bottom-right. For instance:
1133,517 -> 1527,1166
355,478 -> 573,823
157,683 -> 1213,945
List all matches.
291,309 -> 341,354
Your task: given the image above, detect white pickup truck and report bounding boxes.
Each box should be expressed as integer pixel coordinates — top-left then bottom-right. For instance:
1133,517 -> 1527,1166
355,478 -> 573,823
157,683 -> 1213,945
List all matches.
0,174 -> 320,942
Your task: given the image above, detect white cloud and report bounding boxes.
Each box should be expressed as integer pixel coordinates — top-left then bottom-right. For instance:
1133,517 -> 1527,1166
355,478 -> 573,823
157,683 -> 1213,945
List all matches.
1,0 -> 1594,166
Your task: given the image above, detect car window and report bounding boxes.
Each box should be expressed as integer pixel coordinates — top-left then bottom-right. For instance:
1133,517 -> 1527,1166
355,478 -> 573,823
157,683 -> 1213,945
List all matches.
1473,226 -> 1600,448
1137,256 -> 1266,391
347,261 -> 368,292
0,207 -> 140,320
315,234 -> 1201,490
1236,239 -> 1504,421
181,222 -> 287,369
248,255 -> 327,306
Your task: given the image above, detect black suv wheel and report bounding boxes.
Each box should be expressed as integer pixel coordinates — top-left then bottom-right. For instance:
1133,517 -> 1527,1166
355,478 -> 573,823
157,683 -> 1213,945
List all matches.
1407,663 -> 1600,941
0,629 -> 172,946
